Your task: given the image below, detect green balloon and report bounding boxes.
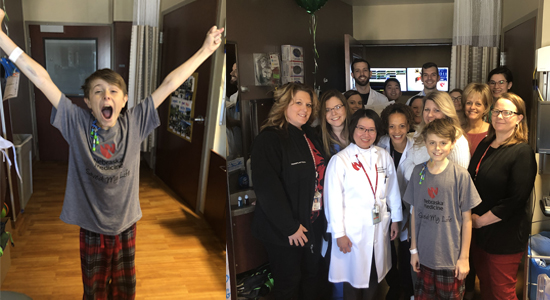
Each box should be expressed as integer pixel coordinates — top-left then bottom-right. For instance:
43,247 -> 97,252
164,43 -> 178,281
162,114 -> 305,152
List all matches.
295,0 -> 329,14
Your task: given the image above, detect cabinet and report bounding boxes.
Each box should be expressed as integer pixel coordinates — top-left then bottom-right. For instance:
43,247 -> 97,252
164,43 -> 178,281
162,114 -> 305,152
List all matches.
230,201 -> 268,274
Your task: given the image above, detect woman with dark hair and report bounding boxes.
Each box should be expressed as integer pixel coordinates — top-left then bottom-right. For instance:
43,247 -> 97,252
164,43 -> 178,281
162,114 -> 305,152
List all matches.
251,83 -> 327,300
324,109 -> 402,300
344,90 -> 363,114
377,103 -> 417,299
487,66 -> 513,101
449,88 -> 466,126
319,90 -> 351,158
468,92 -> 536,300
408,95 -> 424,128
318,89 -> 351,300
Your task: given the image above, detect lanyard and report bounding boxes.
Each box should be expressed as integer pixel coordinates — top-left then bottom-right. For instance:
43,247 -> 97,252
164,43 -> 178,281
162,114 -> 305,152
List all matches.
355,154 -> 378,198
474,144 -> 492,180
304,135 -> 319,186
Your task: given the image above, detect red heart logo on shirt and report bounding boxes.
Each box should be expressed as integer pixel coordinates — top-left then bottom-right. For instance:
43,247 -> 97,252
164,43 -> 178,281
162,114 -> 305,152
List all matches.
428,187 -> 438,199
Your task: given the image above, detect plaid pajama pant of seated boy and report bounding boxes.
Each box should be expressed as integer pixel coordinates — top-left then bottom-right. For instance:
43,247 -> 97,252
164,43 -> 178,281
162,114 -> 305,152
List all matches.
80,224 -> 137,300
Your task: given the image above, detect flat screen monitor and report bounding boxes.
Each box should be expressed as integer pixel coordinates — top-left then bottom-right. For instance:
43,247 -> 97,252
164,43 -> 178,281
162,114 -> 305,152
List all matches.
406,67 -> 449,92
369,68 -> 408,92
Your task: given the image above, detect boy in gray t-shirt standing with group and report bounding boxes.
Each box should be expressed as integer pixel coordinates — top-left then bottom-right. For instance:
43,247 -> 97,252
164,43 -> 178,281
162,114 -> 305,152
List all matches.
404,119 -> 481,300
0,8 -> 223,299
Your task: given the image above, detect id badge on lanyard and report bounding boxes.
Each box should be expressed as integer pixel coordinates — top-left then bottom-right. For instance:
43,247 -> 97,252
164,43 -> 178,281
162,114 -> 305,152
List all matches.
372,203 -> 381,224
312,190 -> 321,211
355,153 -> 381,224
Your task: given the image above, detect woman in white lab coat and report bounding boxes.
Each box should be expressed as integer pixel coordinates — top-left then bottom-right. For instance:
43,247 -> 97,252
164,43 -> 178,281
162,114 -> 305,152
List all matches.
324,109 -> 403,300
377,103 -> 417,299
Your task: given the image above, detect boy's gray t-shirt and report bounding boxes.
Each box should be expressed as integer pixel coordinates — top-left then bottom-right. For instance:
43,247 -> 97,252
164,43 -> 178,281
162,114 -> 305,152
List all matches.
51,94 -> 160,235
404,161 -> 481,270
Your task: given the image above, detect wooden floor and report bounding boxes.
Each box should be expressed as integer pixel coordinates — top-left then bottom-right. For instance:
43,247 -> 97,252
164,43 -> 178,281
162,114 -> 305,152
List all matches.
1,161 -> 225,299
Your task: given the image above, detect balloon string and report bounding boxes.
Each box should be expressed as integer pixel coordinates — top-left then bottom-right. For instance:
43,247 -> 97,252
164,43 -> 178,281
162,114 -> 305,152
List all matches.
310,13 -> 319,90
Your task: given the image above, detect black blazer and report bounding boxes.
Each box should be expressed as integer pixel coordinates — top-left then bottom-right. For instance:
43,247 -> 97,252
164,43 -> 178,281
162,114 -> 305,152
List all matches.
251,123 -> 327,248
468,139 -> 536,254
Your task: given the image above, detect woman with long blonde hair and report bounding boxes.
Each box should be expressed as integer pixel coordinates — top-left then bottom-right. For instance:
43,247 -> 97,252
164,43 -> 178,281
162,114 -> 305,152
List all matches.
251,83 -> 327,300
402,91 -> 470,182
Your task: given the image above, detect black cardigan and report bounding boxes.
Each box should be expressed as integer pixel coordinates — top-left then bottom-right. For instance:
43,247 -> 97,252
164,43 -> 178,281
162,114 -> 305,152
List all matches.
251,124 -> 327,248
467,138 -> 536,254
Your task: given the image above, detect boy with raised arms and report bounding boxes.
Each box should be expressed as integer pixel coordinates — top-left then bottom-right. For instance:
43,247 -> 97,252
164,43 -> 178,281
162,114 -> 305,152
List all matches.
0,9 -> 223,299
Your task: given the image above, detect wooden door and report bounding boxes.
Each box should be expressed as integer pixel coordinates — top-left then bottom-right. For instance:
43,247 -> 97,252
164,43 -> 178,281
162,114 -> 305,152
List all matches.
155,0 -> 218,210
344,34 -> 364,90
503,17 -> 536,145
29,25 -> 111,161
203,150 -> 226,242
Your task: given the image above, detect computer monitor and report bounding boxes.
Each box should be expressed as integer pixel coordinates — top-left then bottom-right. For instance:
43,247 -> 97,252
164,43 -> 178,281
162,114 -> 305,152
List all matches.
406,67 -> 449,92
369,68 -> 408,92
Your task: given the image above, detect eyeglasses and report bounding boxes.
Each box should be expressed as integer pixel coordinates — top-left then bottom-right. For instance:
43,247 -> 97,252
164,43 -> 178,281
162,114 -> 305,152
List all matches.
326,104 -> 343,113
488,80 -> 508,86
451,96 -> 462,102
356,126 -> 376,134
491,109 -> 519,118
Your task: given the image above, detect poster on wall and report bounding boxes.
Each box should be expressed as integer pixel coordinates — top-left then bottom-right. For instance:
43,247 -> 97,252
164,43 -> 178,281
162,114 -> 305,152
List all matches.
167,72 -> 198,142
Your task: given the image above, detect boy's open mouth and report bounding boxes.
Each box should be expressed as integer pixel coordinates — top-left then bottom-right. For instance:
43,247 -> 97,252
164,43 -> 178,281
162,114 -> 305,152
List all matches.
101,105 -> 113,119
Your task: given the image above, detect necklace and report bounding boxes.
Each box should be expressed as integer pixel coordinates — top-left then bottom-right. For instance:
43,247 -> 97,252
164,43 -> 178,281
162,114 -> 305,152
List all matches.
90,119 -> 100,151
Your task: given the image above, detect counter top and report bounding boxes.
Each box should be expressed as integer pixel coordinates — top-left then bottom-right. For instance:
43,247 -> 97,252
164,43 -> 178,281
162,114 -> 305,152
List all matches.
231,204 -> 256,217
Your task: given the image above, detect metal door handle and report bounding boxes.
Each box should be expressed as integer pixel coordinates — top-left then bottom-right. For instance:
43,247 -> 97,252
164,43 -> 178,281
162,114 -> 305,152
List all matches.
193,116 -> 205,124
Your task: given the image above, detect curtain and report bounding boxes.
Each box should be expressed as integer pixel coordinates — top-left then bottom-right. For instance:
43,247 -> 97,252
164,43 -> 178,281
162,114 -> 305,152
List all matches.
450,0 -> 502,89
128,0 -> 160,152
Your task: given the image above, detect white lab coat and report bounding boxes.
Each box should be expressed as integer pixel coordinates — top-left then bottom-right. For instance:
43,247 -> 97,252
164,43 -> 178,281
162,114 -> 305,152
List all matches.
324,143 -> 402,288
377,135 -> 413,242
364,89 -> 389,106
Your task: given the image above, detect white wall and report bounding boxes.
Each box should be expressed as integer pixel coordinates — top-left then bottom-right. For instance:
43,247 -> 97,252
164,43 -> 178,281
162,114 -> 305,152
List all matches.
352,3 -> 454,41
114,0 -> 134,22
541,0 -> 550,48
22,0 -> 112,23
22,0 -> 189,24
502,0 -> 539,28
161,0 -> 193,13
533,0 -> 550,234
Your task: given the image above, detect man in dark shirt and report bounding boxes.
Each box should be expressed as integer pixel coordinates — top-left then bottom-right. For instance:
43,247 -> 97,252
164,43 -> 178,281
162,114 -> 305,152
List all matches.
351,58 -> 389,107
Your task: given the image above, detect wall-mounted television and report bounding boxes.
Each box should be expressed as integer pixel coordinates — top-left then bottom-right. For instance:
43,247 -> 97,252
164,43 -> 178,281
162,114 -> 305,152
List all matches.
406,67 -> 449,92
369,68 -> 408,92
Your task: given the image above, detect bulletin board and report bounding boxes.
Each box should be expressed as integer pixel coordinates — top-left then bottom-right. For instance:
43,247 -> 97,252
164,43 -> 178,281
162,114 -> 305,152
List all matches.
167,72 -> 198,142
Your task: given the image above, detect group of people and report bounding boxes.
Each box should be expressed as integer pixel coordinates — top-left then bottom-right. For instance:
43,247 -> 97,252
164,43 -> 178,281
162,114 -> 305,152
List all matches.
251,60 -> 537,300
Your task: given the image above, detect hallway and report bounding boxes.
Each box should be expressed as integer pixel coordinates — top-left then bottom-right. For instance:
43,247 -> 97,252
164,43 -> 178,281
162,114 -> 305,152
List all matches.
1,161 -> 225,299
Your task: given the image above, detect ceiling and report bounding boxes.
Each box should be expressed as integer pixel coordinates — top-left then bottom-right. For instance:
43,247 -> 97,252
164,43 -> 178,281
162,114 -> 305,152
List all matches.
340,0 -> 453,6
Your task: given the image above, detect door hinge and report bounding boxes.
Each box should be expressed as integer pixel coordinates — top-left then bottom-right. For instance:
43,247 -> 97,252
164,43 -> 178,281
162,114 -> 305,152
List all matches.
159,32 -> 163,44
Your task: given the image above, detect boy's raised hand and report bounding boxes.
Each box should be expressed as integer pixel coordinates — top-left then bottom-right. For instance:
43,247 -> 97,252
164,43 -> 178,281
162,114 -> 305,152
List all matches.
0,9 -> 5,24
202,26 -> 224,55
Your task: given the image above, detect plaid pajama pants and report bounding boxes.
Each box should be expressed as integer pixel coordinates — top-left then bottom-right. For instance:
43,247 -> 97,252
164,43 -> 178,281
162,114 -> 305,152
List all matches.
415,264 -> 465,300
80,223 -> 137,300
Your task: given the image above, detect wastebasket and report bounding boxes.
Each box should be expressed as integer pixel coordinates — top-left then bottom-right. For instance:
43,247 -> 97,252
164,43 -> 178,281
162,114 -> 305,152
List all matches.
12,134 -> 33,210
529,232 -> 550,299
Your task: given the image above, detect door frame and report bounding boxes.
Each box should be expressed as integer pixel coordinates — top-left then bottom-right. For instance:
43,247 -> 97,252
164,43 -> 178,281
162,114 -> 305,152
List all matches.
24,21 -> 114,161
159,0 -> 224,214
